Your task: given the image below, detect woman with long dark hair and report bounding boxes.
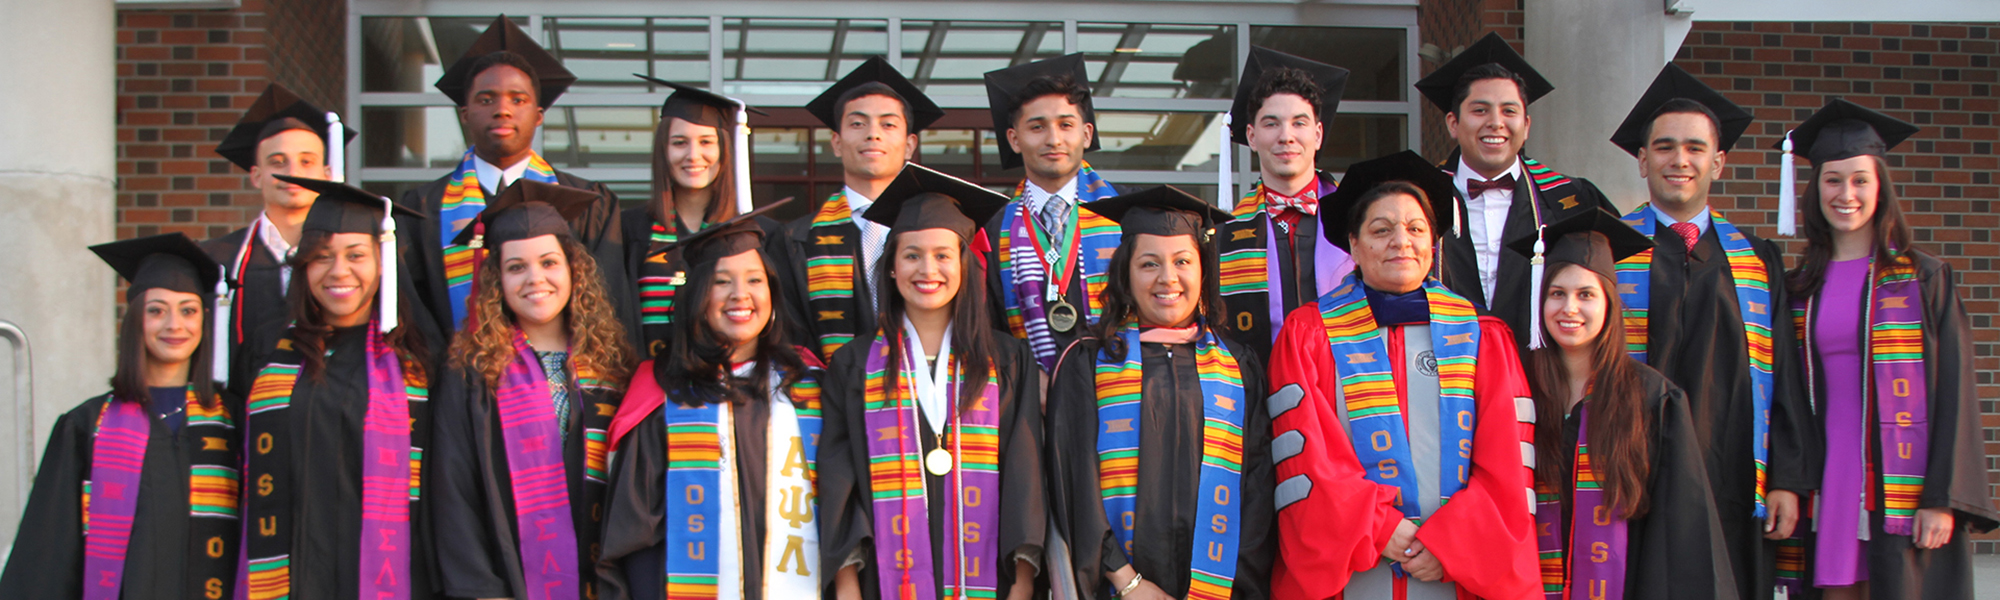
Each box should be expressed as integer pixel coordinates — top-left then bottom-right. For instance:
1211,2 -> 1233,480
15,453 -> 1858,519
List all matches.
1,234 -> 240,600
234,176 -> 443,600
1044,186 -> 1273,600
596,199 -> 828,600
1511,209 -> 1735,600
431,181 -> 638,599
1780,100 -> 1998,600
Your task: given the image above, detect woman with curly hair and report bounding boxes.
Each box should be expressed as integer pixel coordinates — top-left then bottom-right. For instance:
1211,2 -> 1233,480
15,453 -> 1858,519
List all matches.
431,180 -> 638,600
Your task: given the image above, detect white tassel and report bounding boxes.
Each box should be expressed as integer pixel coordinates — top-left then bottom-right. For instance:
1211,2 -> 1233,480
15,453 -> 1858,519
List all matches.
211,269 -> 230,386
1217,112 -> 1232,207
378,195 -> 398,334
326,112 -> 344,183
733,104 -> 754,214
1777,131 -> 1797,237
1526,228 -> 1546,350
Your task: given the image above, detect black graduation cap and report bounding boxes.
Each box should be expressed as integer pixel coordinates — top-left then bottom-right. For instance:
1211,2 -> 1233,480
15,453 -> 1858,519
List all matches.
450,179 -> 601,248
1229,46 -> 1350,147
214,83 -> 358,171
651,198 -> 796,268
861,163 -> 1009,241
1413,32 -> 1554,113
1317,150 -> 1458,251
90,233 -> 221,301
983,53 -> 1102,170
1506,207 -> 1651,282
1778,98 -> 1919,163
1609,64 -> 1754,156
276,176 -> 425,236
1081,186 -> 1232,240
634,74 -> 766,129
434,15 -> 578,108
807,56 -> 946,133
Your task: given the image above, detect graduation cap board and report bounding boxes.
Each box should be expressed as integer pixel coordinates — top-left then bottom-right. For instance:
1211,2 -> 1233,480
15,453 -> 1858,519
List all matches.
1771,98 -> 1919,236
276,175 -> 425,334
91,233 -> 228,382
983,53 -> 1102,170
807,56 -> 946,133
1505,207 -> 1651,349
1609,63 -> 1754,156
214,83 -> 359,171
434,15 -> 578,109
1317,150 -> 1459,252
861,162 -> 1010,241
1081,185 -> 1233,241
1413,32 -> 1554,113
649,197 -> 796,269
635,74 -> 760,215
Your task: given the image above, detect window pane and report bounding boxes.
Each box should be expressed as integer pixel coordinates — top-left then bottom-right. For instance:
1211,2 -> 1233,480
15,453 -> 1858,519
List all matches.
360,106 -> 469,169
722,19 -> 890,96
917,128 -> 979,180
362,16 -> 524,94
900,21 -> 1063,98
1248,26 -> 1405,102
1080,111 -> 1232,172
753,182 -> 814,223
546,17 -> 711,93
604,181 -> 651,210
1078,23 -> 1236,99
752,127 -> 812,178
540,106 -> 658,169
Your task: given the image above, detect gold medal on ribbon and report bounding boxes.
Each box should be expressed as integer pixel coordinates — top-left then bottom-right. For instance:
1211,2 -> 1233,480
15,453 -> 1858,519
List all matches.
925,448 -> 954,476
1047,299 -> 1080,333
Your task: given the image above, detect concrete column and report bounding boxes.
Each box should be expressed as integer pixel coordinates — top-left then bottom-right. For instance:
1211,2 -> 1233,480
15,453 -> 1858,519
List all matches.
0,0 -> 116,551
1524,0 -> 1672,211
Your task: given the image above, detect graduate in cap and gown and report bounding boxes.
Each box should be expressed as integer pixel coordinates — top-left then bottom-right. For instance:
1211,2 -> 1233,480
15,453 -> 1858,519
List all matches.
1510,209 -> 1737,600
596,198 -> 830,600
817,164 -> 1045,600
1264,150 -> 1538,600
236,176 -> 445,600
622,75 -> 783,360
1606,64 -> 1815,600
401,15 -> 631,338
1044,186 -> 1274,600
204,83 -> 357,395
980,54 -> 1128,373
430,180 -> 639,600
1216,46 -> 1354,357
1415,33 -> 1614,350
782,57 -> 947,362
1,234 -> 241,600
1776,99 -> 1999,600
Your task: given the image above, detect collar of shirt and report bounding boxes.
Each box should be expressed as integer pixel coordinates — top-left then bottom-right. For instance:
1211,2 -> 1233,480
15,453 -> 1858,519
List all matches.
1023,175 -> 1081,216
1263,183 -> 1320,217
472,153 -> 534,194
1452,155 -> 1524,199
842,185 -> 876,217
1648,203 -> 1712,237
253,212 -> 296,262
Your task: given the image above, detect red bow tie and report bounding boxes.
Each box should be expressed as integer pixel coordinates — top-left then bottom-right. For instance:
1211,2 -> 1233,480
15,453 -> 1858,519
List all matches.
1264,187 -> 1319,218
1466,174 -> 1516,197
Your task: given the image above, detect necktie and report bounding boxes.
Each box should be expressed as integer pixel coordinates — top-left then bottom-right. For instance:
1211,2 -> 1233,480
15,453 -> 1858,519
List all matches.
860,219 -> 887,311
1668,221 -> 1701,252
1039,195 -> 1071,250
538,350 -> 572,442
1466,174 -> 1515,197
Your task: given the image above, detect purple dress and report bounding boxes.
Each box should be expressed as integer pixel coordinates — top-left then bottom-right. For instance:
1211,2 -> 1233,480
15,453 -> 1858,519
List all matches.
1812,257 -> 1870,587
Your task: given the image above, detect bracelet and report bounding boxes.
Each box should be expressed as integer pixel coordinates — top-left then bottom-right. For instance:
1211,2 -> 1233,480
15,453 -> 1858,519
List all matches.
1118,572 -> 1145,597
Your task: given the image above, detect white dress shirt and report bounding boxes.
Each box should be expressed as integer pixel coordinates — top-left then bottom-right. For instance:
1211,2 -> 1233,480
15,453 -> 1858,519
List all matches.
472,154 -> 533,194
253,213 -> 297,290
1649,203 -> 1713,238
1453,156 -> 1525,303
843,185 -> 889,308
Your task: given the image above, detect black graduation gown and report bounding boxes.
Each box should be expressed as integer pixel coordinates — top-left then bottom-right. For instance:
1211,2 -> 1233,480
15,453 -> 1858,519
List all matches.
817,332 -> 1045,600
398,168 -> 634,338
430,364 -> 622,599
775,202 -> 878,364
1546,363 -> 1738,600
1046,335 -> 1275,600
201,228 -> 290,397
1789,252 -> 1998,600
595,376 -> 810,600
1216,173 -> 1340,359
0,392 -> 244,600
617,206 -> 788,360
1436,149 -> 1613,350
1634,220 -> 1816,600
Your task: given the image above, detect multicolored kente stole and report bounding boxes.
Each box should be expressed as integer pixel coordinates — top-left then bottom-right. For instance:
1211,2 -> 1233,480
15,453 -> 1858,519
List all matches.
862,330 -> 1003,600
1617,205 -> 1775,518
995,162 -> 1121,370
1094,324 -> 1246,600
83,391 -> 235,600
440,149 -> 558,325
1533,410 -> 1628,600
802,191 -> 866,358
495,332 -> 583,600
636,216 -> 684,356
1317,274 -> 1480,516
1218,178 -> 1349,344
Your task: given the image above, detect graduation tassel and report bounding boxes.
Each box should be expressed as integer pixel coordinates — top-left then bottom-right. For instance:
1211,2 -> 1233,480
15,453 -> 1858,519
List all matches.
1777,131 -> 1797,237
732,103 -> 754,214
326,112 -> 345,183
211,266 -> 231,387
1526,226 -> 1546,350
378,194 -> 399,334
1217,112 -> 1232,208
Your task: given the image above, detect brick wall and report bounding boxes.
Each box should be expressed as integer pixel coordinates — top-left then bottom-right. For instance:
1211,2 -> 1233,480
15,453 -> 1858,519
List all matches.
1673,21 -> 2000,550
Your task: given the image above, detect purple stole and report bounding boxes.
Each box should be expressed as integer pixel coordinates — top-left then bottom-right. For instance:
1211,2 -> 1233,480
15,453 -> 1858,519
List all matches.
496,333 -> 583,600
360,325 -> 415,600
82,398 -> 151,600
1533,411 -> 1628,600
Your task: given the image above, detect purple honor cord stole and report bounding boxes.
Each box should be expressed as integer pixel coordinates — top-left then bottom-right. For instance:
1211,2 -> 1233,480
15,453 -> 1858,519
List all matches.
863,331 -> 1003,600
359,323 -> 416,600
1533,411 -> 1629,600
497,332 -> 584,600
1094,324 -> 1247,600
82,397 -> 153,600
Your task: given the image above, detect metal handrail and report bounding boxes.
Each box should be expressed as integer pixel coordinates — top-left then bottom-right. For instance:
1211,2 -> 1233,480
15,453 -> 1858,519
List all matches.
0,321 -> 31,510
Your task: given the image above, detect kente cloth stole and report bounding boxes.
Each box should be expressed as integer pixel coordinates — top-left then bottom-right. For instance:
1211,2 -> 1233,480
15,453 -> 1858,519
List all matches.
862,330 -> 1003,600
1792,255 -> 1929,535
236,324 -> 430,600
440,149 -> 559,325
1218,181 -> 1348,344
662,368 -> 824,599
637,217 -> 683,334
1094,324 -> 1247,600
803,191 -> 865,358
995,163 -> 1121,370
1533,410 -> 1629,600
81,387 -> 237,600
1317,273 -> 1479,516
495,332 -> 583,600
1617,205 -> 1775,518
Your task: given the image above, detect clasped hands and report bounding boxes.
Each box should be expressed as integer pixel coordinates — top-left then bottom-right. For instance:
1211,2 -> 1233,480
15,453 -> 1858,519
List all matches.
1382,518 -> 1443,582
